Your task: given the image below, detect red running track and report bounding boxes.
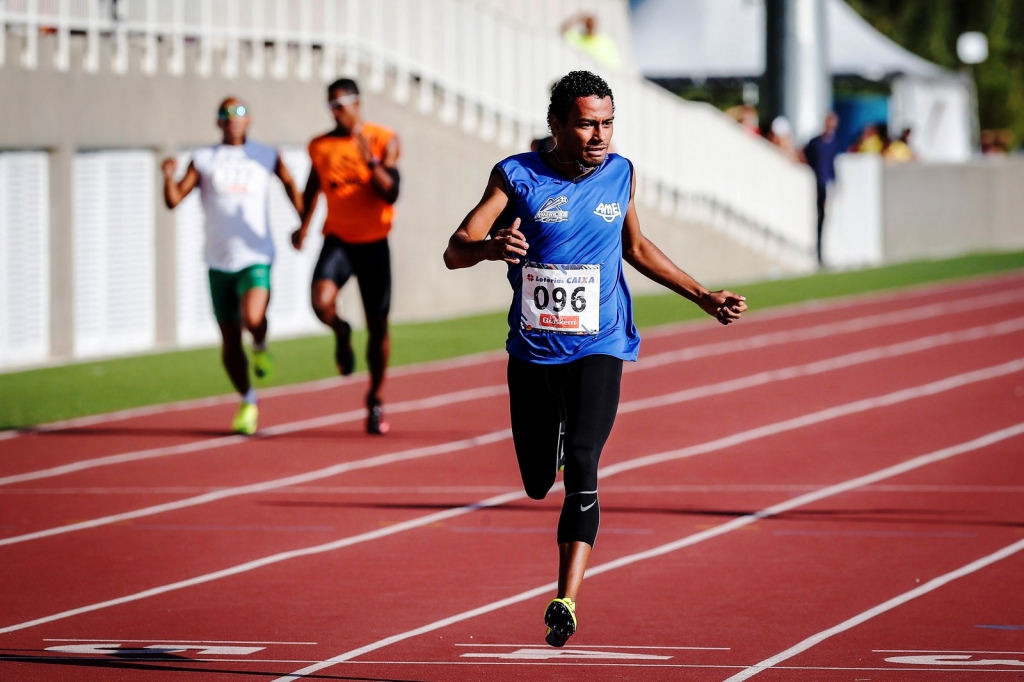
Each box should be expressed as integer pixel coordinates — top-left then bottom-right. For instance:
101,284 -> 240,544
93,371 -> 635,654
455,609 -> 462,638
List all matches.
2,271 -> 1024,681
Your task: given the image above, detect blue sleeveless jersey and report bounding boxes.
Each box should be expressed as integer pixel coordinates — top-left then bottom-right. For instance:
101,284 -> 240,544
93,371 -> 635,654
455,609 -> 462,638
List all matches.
495,152 -> 640,364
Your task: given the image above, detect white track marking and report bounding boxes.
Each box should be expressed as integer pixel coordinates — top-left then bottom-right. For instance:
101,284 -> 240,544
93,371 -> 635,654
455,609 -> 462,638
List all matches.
0,430 -> 512,548
4,273 -> 1021,441
453,644 -> 728,650
628,287 -> 1024,372
639,269 -> 1024,339
0,350 -> 506,440
3,361 -> 1021,636
0,384 -> 506,488
42,638 -> 316,644
5,305 -> 1023,492
274,421 -> 1024,680
7,483 -> 1024,496
2,320 -> 1020,546
724,539 -> 1024,680
876,649 -> 1024,654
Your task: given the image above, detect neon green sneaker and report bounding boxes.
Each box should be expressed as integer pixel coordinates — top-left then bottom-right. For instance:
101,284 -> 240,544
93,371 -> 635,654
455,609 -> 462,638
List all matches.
544,597 -> 577,647
231,403 -> 259,435
252,348 -> 274,381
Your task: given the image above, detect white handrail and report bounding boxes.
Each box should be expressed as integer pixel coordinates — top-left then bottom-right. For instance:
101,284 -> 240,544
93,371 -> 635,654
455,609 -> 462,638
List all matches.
2,0 -> 816,261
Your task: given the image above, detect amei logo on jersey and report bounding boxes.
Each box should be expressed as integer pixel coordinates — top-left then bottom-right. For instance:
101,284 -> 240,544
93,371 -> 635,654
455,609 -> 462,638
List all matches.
593,202 -> 622,223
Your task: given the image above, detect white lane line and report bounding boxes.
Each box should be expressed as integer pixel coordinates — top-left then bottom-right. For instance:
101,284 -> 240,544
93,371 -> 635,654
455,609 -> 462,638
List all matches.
0,430 -> 512,548
3,360 -> 1021,637
42,638 -> 317,645
872,647 -> 1024,655
453,644 -> 728,650
0,349 -> 507,441
0,384 -> 506,488
8,483 -> 1024,496
627,287 -> 1024,372
4,273 -> 1021,442
274,420 -> 1024,680
3,319 -> 1020,546
6,300 -> 1023,493
724,540 -> 1024,680
619,316 -> 1024,414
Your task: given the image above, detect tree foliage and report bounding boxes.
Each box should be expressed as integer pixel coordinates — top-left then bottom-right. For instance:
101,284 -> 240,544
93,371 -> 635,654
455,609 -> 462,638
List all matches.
846,0 -> 1024,144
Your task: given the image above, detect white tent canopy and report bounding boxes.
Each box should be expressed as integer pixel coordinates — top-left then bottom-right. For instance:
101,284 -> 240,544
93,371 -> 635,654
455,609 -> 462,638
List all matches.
631,0 -> 973,161
632,0 -> 946,81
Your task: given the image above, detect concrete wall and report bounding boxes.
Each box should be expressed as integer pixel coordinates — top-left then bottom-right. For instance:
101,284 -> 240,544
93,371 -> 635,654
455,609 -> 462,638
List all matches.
1,31 -> 793,368
883,159 -> 1024,263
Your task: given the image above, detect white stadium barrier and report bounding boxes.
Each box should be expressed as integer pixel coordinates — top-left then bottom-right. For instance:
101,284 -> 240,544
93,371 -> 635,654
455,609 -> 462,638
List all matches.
71,150 -> 157,359
0,152 -> 50,368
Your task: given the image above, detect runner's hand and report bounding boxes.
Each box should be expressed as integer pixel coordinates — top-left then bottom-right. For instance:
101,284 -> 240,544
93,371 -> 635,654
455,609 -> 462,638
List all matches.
291,227 -> 307,250
161,157 -> 177,180
489,218 -> 529,265
698,290 -> 747,325
353,126 -> 375,167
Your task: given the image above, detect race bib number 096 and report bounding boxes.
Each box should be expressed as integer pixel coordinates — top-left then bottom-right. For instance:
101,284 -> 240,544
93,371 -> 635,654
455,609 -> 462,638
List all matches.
520,262 -> 600,335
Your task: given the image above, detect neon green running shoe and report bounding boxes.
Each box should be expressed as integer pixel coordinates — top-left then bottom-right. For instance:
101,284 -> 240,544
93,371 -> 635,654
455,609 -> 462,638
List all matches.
544,597 -> 577,647
252,348 -> 274,381
232,403 -> 259,435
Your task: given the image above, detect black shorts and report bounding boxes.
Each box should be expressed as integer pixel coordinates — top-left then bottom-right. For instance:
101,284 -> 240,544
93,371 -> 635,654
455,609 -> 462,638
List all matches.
312,236 -> 392,319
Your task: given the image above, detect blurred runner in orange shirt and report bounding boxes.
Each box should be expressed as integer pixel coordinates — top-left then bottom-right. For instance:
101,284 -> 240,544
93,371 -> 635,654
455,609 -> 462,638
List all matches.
292,78 -> 401,435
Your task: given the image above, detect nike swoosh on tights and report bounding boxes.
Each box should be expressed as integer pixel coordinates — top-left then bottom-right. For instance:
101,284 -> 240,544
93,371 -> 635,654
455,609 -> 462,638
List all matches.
581,500 -> 597,512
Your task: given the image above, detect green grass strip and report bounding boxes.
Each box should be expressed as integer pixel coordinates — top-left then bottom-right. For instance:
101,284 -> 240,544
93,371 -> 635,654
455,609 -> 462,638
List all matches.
2,250 -> 1023,429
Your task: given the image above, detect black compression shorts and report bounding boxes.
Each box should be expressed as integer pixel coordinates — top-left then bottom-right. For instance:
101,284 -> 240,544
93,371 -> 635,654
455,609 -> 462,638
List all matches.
507,353 -> 622,547
312,236 -> 391,319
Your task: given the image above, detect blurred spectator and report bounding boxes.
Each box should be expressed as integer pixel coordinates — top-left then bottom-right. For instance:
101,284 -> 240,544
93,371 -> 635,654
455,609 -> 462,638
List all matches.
883,127 -> 914,162
850,123 -> 884,154
803,112 -> 841,266
561,13 -> 621,70
981,129 -> 1012,155
725,104 -> 761,137
768,116 -> 800,162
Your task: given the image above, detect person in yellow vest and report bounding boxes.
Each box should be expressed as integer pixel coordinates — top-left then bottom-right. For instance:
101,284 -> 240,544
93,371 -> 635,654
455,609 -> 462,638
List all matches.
561,13 -> 621,70
291,79 -> 401,435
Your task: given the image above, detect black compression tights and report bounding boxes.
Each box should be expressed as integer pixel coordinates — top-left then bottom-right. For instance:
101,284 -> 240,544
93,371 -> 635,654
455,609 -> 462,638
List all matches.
507,353 -> 623,547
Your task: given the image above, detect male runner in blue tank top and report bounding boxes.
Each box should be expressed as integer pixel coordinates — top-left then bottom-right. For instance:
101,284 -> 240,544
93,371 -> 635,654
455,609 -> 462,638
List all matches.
444,71 -> 747,647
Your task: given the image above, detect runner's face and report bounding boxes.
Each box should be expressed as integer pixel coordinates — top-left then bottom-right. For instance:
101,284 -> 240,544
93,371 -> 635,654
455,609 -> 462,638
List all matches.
328,90 -> 361,131
217,101 -> 250,141
552,96 -> 614,167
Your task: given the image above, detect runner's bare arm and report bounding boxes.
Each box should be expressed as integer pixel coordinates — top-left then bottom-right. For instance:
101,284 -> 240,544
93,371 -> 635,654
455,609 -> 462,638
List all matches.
444,169 -> 528,270
358,132 -> 401,204
621,173 -> 746,325
162,159 -> 199,209
275,154 -> 304,217
292,165 -> 322,250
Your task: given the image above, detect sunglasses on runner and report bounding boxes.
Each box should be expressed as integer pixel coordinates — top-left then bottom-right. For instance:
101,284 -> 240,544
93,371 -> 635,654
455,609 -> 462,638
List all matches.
218,104 -> 248,120
328,94 -> 360,110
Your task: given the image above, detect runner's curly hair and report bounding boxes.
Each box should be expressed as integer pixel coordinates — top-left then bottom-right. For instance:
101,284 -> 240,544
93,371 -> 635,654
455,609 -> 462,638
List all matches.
547,71 -> 615,132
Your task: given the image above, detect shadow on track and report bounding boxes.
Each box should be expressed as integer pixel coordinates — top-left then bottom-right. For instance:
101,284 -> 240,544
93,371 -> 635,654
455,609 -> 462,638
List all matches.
0,653 -> 424,681
257,499 -> 1024,529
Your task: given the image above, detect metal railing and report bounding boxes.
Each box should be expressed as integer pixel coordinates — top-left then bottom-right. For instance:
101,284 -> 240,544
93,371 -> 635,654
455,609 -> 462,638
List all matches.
2,0 -> 817,263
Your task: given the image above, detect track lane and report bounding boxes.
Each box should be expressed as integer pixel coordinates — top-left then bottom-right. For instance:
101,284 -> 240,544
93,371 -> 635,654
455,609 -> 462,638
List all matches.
5,300 -> 1024,539
0,352 -> 1019,675
0,315 -> 1019,622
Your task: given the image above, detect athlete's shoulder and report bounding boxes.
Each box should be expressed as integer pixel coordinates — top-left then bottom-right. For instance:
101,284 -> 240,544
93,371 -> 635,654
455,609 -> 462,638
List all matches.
308,132 -> 339,151
243,140 -> 279,168
190,145 -> 218,174
362,121 -> 395,140
497,151 -> 542,173
605,152 -> 631,168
